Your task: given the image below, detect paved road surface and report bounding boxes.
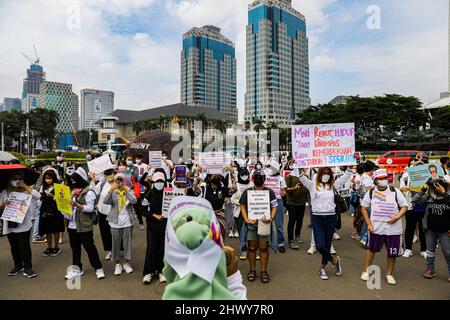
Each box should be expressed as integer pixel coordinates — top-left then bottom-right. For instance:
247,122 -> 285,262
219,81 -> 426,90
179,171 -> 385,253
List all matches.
0,212 -> 448,300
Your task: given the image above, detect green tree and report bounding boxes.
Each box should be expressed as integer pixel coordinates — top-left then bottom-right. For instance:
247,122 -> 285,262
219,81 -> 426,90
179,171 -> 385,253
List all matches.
431,105 -> 450,131
196,113 -> 208,131
213,119 -> 228,133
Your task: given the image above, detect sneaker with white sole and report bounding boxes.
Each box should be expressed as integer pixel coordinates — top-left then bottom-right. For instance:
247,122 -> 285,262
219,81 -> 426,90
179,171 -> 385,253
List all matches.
420,251 -> 427,258
123,263 -> 133,274
239,251 -> 247,260
143,274 -> 152,284
96,268 -> 106,280
65,268 -> 84,280
23,269 -> 37,278
402,249 -> 413,258
361,271 -> 369,281
307,246 -> 317,255
386,275 -> 396,285
233,230 -> 239,238
139,224 -> 145,231
8,266 -> 24,276
333,232 -> 341,240
114,264 -> 123,276
159,273 -> 167,283
228,230 -> 234,238
105,251 -> 112,260
330,245 -> 337,255
295,237 -> 303,244
319,269 -> 329,280
333,256 -> 342,276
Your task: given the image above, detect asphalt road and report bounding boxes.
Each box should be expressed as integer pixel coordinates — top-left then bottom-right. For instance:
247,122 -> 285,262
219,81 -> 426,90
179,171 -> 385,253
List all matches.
0,211 -> 448,300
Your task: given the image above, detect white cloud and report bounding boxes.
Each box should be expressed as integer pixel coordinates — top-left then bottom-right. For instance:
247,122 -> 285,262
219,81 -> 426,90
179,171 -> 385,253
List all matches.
311,55 -> 336,71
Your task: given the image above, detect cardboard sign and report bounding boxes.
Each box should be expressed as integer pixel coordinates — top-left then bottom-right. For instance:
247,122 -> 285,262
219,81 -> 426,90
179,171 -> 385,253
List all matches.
292,123 -> 356,168
54,184 -> 72,215
406,163 -> 446,188
1,192 -> 32,224
264,177 -> 281,198
162,188 -> 185,217
148,151 -> 162,168
370,190 -> 397,222
247,190 -> 271,220
87,154 -> 113,175
175,165 -> 187,184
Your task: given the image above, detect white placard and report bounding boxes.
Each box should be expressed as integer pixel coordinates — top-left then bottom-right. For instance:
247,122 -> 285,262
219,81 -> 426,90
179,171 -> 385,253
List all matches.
148,151 -> 162,169
199,152 -> 231,174
162,188 -> 186,217
371,190 -> 397,222
264,177 -> 281,198
292,123 -> 356,168
87,154 -> 113,175
1,192 -> 32,224
247,190 -> 271,220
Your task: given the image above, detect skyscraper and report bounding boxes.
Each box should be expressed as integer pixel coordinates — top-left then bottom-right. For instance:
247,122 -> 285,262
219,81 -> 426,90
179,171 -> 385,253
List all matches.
38,81 -> 73,132
72,93 -> 79,131
181,25 -> 237,122
3,98 -> 22,111
245,0 -> 310,126
22,64 -> 46,99
80,89 -> 114,130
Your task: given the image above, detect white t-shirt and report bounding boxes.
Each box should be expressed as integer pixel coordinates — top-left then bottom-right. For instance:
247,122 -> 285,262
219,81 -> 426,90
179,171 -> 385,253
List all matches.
361,187 -> 408,235
361,174 -> 374,190
161,160 -> 174,180
109,204 -> 132,229
95,181 -> 112,215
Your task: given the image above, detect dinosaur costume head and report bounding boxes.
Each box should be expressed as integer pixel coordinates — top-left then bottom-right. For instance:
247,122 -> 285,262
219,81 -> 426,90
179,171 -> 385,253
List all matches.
162,196 -> 235,300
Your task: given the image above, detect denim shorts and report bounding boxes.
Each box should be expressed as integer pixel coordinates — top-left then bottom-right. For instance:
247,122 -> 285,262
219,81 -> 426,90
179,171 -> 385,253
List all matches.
247,228 -> 270,242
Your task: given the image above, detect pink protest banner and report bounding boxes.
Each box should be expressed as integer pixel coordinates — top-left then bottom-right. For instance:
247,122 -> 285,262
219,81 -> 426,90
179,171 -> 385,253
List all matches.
291,123 -> 356,168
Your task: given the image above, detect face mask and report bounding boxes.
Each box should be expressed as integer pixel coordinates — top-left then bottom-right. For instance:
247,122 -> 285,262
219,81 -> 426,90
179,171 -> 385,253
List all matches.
162,156 -> 167,161
45,179 -> 53,185
321,175 -> 331,184
254,176 -> 265,187
86,156 -> 92,161
136,159 -> 142,164
11,180 -> 21,188
256,165 -> 262,170
126,160 -> 133,166
377,179 -> 389,187
289,165 -> 294,170
240,175 -> 249,181
154,182 -> 164,191
352,169 -> 357,174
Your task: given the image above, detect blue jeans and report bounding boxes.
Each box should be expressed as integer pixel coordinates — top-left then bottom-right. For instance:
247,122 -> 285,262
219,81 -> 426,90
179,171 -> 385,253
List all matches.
360,207 -> 371,243
425,230 -> 450,276
275,199 -> 285,248
32,204 -> 41,241
312,214 -> 337,265
349,191 -> 358,214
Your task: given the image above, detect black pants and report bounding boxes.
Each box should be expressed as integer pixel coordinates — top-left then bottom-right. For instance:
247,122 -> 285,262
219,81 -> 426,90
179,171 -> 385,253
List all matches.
287,205 -> 306,242
405,210 -> 427,251
133,199 -> 144,225
143,227 -> 165,276
98,214 -> 112,252
68,229 -> 102,271
7,230 -> 32,270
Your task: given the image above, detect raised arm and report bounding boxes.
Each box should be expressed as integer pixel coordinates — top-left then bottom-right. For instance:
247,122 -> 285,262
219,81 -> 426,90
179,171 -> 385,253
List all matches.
298,171 -> 313,192
335,168 -> 353,191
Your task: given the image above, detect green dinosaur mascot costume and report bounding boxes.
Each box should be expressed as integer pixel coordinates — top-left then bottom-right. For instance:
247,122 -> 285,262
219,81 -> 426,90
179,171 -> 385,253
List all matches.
162,196 -> 236,300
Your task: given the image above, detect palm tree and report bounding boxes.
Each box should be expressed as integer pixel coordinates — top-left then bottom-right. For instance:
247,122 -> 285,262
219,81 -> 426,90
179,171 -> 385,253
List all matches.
196,112 -> 208,131
253,118 -> 266,134
160,114 -> 170,131
213,119 -> 228,133
132,121 -> 144,135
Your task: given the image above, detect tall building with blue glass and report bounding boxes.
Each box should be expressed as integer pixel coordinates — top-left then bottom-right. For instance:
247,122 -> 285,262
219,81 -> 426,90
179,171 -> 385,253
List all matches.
181,25 -> 237,122
245,0 -> 310,126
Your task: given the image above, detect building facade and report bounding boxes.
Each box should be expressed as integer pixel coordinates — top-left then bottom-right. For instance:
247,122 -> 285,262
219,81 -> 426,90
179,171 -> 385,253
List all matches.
3,98 -> 22,111
38,81 -> 73,132
21,94 -> 39,113
72,93 -> 79,131
181,25 -> 238,122
245,0 -> 310,126
80,89 -> 114,130
22,64 -> 46,99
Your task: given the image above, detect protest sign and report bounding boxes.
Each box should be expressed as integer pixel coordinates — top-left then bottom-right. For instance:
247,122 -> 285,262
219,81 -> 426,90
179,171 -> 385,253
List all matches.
87,154 -> 113,175
1,192 -> 32,224
148,151 -> 162,168
264,177 -> 281,198
247,190 -> 271,220
162,188 -> 186,217
54,183 -> 72,215
199,152 -> 231,174
174,165 -> 187,184
370,190 -> 397,222
292,123 -> 356,168
406,163 -> 446,188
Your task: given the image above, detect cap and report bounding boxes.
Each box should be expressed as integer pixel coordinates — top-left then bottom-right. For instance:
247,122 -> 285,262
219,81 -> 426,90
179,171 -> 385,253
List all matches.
253,169 -> 266,177
373,169 -> 388,180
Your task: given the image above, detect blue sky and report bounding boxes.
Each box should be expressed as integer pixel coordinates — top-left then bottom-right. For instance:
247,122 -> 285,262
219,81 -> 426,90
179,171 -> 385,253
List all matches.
0,0 -> 448,122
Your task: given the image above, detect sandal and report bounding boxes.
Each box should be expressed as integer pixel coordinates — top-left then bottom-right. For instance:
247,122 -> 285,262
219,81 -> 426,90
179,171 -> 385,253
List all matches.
260,271 -> 270,284
247,270 -> 257,282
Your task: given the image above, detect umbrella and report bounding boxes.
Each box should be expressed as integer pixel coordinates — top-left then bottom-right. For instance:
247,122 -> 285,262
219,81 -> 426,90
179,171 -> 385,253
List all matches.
0,151 -> 18,163
0,164 -> 41,191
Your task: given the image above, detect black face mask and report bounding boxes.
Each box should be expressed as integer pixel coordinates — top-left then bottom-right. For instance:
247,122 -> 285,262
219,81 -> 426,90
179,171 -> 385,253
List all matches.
254,176 -> 265,187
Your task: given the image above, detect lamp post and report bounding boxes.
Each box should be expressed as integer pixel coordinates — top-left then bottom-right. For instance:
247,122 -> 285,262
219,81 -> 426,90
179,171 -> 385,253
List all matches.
1,122 -> 4,151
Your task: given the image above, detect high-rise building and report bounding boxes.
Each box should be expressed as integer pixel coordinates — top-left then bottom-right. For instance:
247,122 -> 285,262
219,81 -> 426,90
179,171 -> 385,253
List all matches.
72,93 -> 79,131
245,0 -> 310,126
38,81 -> 73,132
22,64 -> 46,99
21,94 -> 39,113
181,25 -> 237,122
80,89 -> 114,130
3,98 -> 22,111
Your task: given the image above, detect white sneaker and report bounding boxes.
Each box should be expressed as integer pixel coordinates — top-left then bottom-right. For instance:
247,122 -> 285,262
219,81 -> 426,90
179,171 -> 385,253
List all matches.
319,269 -> 329,280
159,273 -> 167,283
333,232 -> 341,240
228,230 -> 234,238
139,224 -> 145,231
420,251 -> 427,258
361,271 -> 369,281
402,249 -> 413,258
114,264 -> 123,276
330,245 -> 337,255
123,263 -> 133,274
233,230 -> 239,238
360,240 -> 367,247
307,246 -> 317,255
104,251 -> 112,260
386,275 -> 397,285
413,234 -> 418,243
143,274 -> 152,284
95,268 -> 106,280
65,268 -> 84,280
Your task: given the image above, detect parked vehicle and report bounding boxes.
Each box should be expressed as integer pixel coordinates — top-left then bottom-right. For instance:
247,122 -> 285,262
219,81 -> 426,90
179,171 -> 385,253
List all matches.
376,150 -> 421,167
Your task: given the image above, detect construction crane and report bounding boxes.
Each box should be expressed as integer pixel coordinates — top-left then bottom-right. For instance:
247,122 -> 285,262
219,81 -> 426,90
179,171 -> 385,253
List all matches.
21,44 -> 41,65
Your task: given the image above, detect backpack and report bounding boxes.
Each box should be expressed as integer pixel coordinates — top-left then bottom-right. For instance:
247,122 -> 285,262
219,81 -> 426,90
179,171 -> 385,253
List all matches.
369,186 -> 401,210
78,186 -> 100,225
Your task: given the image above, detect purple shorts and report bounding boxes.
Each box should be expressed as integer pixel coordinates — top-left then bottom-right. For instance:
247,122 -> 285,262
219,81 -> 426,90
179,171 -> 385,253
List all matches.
367,233 -> 401,257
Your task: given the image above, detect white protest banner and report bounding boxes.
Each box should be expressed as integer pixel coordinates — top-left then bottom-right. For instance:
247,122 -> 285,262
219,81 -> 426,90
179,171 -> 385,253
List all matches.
247,190 -> 271,220
370,190 -> 397,222
1,192 -> 32,224
292,123 -> 356,168
199,152 -> 231,174
148,151 -> 162,168
264,177 -> 281,198
87,154 -> 113,175
406,163 -> 446,188
162,188 -> 186,217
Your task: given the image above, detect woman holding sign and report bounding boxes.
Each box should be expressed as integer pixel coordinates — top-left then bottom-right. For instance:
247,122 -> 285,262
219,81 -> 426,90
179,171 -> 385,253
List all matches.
298,166 -> 353,280
1,171 -> 41,278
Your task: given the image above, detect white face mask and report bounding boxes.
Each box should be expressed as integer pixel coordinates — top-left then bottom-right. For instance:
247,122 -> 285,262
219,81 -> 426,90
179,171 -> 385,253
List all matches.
136,159 -> 142,164
377,179 -> 389,187
126,160 -> 133,166
154,182 -> 165,191
11,180 -> 20,188
321,175 -> 331,184
162,156 -> 167,161
352,169 -> 357,174
240,175 -> 249,181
